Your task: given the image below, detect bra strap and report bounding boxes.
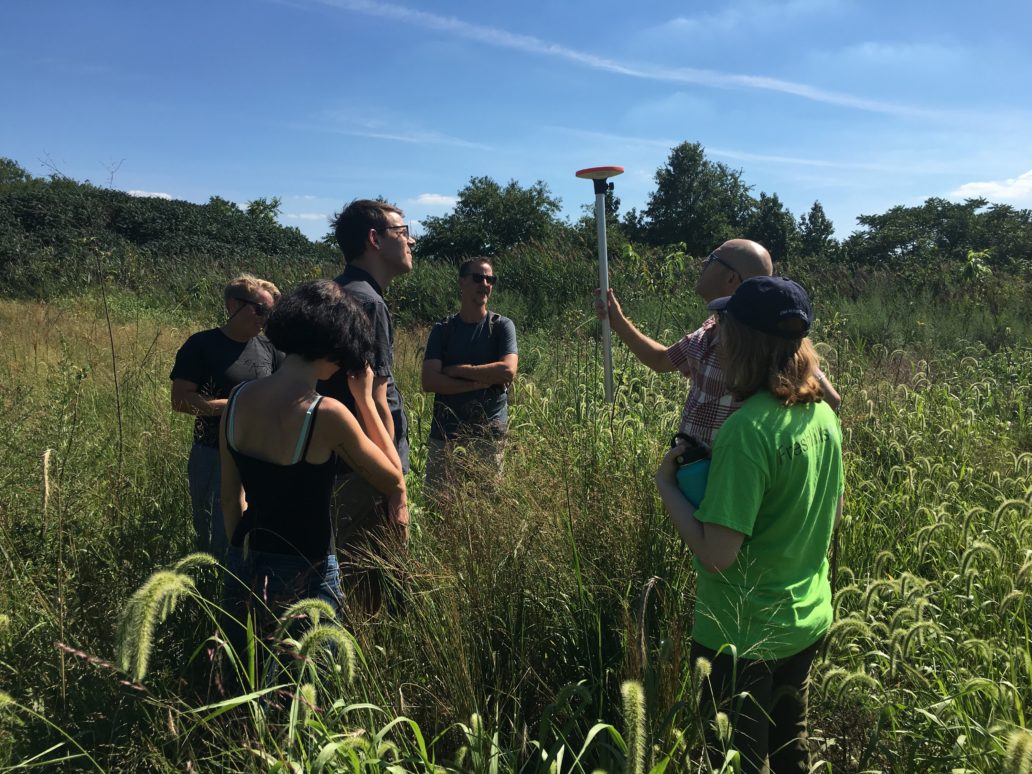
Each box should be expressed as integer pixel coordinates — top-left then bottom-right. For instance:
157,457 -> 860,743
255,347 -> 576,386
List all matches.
290,395 -> 324,464
225,381 -> 252,452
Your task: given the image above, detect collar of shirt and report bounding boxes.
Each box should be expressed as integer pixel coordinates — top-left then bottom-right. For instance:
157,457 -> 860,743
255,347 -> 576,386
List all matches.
337,265 -> 383,297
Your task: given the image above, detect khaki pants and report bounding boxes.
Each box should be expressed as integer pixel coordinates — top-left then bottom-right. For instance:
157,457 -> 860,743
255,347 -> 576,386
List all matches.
331,472 -> 405,615
423,434 -> 505,499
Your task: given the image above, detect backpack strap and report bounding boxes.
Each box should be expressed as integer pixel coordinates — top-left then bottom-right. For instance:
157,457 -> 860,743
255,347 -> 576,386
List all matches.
488,312 -> 501,357
439,312 -> 459,362
440,312 -> 503,360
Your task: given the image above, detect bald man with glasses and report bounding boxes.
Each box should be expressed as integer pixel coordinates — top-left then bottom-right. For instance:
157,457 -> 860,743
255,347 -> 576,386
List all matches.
597,239 -> 840,447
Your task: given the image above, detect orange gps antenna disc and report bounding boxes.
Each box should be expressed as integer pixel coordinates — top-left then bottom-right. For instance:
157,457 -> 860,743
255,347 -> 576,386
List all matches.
575,166 -> 625,180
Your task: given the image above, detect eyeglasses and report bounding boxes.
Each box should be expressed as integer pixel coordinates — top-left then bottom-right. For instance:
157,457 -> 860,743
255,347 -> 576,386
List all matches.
382,224 -> 411,238
704,252 -> 741,280
232,296 -> 269,317
462,272 -> 498,286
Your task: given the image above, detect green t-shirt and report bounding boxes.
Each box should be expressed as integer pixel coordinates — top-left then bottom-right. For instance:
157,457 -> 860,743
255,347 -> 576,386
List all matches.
692,392 -> 843,660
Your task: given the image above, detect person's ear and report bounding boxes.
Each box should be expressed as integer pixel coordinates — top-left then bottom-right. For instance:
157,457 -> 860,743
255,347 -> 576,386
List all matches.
368,228 -> 380,250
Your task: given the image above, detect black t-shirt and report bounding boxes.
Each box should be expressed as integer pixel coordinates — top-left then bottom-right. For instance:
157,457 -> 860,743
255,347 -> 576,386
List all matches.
317,265 -> 410,473
169,328 -> 283,447
424,313 -> 518,440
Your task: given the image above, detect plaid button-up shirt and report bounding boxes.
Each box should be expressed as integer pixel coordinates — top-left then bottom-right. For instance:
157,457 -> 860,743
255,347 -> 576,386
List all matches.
665,317 -> 739,448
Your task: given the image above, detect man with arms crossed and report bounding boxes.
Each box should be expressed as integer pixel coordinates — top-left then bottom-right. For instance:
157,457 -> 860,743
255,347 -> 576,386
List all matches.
598,239 -> 840,446
319,199 -> 412,609
421,258 -> 518,495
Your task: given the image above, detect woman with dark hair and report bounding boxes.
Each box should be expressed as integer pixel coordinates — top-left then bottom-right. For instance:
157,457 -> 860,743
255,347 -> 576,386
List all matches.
218,280 -> 406,656
655,277 -> 843,773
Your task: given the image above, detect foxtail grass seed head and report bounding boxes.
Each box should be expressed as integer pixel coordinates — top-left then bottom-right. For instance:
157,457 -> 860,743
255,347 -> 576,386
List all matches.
715,711 -> 732,745
173,552 -> 218,574
693,656 -> 712,683
279,598 -> 339,634
621,680 -> 647,774
42,448 -> 52,517
1004,728 -> 1032,774
117,568 -> 197,682
298,682 -> 317,719
297,624 -> 356,682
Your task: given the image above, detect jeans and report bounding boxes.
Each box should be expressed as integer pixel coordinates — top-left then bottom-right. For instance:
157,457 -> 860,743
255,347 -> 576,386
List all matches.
187,443 -> 227,557
221,544 -> 343,666
690,637 -> 822,774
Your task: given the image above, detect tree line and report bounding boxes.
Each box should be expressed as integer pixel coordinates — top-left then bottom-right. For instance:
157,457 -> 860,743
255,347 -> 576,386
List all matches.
414,142 -> 1032,277
2,146 -> 1030,311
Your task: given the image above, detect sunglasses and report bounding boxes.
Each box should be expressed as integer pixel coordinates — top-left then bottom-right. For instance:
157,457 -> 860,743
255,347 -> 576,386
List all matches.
704,252 -> 741,281
462,272 -> 498,286
232,296 -> 269,316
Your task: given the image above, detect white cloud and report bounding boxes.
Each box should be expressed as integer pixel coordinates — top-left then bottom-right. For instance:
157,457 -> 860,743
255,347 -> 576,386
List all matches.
823,40 -> 965,73
318,113 -> 492,150
342,127 -> 491,150
951,169 -> 1032,203
651,0 -> 839,36
312,0 -> 933,117
548,126 -> 931,173
285,212 -> 328,221
412,193 -> 457,207
127,189 -> 172,200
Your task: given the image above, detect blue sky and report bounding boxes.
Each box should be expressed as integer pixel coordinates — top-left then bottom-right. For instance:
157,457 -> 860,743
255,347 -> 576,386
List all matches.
2,0 -> 1030,243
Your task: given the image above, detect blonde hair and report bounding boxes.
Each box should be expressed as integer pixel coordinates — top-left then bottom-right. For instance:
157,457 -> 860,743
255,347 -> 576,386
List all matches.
718,314 -> 824,406
223,273 -> 281,306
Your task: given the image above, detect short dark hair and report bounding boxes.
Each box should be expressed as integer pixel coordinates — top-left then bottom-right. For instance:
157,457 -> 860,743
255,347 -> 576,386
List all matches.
264,280 -> 374,372
331,199 -> 404,263
458,257 -> 492,276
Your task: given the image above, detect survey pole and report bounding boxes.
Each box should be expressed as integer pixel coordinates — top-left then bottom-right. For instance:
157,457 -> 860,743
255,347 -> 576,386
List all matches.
575,165 -> 624,403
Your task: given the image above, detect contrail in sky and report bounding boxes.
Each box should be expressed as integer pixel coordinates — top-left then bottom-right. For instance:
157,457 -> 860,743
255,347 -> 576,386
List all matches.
312,0 -> 940,119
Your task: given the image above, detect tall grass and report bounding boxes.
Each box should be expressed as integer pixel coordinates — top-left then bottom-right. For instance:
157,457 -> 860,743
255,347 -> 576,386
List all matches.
0,275 -> 1029,771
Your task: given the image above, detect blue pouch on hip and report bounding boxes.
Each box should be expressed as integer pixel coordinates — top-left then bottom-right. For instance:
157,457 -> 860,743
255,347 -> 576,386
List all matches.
672,433 -> 710,508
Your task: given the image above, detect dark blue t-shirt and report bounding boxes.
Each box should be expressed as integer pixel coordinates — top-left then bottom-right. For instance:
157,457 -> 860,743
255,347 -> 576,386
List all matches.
317,265 -> 410,473
424,313 -> 518,441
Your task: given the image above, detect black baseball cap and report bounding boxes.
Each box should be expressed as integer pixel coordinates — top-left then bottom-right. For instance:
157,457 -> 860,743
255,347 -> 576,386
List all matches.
707,276 -> 812,339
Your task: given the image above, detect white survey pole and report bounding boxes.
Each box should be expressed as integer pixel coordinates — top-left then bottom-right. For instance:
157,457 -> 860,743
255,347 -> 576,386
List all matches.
575,165 -> 624,403
594,187 -> 614,402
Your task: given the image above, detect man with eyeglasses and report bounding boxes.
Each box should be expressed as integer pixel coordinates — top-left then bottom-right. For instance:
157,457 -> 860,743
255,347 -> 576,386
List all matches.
318,199 -> 413,612
597,239 -> 840,447
170,274 -> 283,554
421,257 -> 518,496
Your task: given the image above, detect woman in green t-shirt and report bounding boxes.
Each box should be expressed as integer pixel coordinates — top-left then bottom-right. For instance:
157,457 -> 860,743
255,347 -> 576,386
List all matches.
656,276 -> 844,774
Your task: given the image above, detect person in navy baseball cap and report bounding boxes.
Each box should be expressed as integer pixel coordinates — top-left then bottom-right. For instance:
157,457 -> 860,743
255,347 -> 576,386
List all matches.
655,272 -> 841,772
706,276 -> 812,340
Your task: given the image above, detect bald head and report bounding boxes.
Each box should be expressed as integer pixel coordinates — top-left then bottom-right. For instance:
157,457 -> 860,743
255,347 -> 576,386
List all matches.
713,239 -> 773,280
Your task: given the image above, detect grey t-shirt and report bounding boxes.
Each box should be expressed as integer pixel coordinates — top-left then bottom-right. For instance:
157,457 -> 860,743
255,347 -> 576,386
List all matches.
424,313 -> 518,441
170,328 -> 283,447
318,265 -> 410,473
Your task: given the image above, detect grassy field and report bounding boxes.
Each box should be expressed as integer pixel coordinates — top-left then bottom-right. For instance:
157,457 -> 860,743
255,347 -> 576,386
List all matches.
0,287 -> 1030,773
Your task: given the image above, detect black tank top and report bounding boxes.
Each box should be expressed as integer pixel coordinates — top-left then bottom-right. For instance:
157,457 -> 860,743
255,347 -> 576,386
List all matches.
226,383 -> 337,560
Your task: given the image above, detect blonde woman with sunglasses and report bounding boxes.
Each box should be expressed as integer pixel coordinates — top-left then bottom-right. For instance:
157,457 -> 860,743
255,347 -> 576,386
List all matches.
170,274 -> 282,555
